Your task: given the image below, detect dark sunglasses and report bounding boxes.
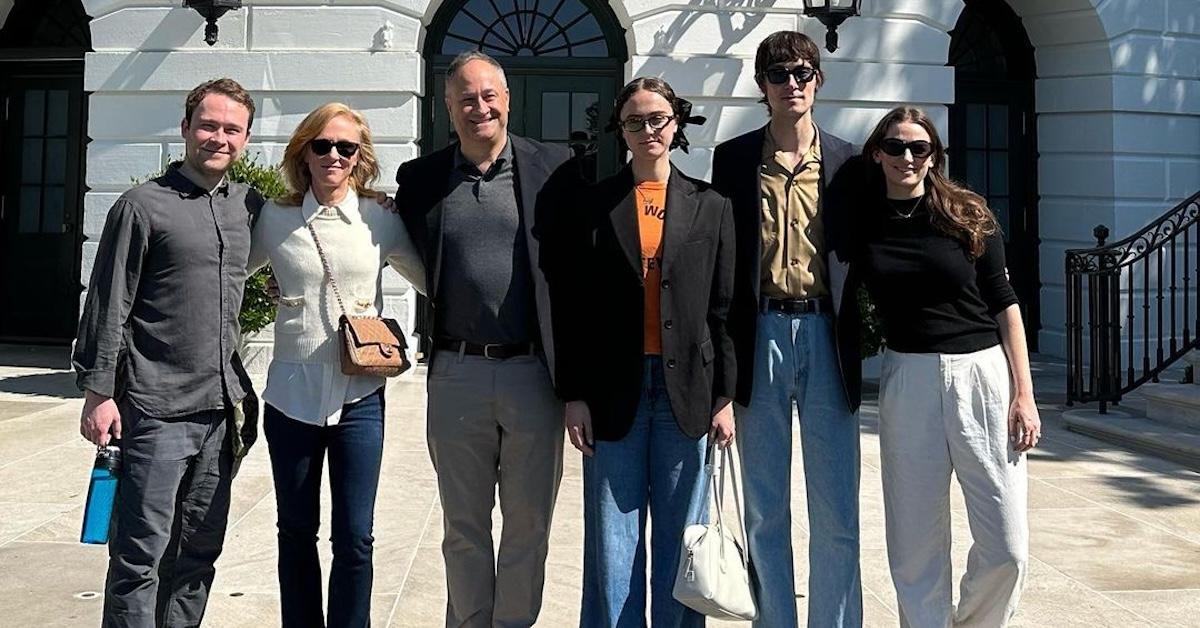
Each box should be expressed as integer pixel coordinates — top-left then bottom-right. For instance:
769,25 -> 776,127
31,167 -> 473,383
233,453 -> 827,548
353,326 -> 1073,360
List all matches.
309,139 -> 360,157
879,138 -> 934,159
759,66 -> 817,86
620,114 -> 675,134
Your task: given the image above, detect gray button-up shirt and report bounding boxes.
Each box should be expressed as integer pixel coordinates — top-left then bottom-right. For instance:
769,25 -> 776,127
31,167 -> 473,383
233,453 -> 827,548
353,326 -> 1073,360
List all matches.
436,140 -> 538,344
73,163 -> 263,418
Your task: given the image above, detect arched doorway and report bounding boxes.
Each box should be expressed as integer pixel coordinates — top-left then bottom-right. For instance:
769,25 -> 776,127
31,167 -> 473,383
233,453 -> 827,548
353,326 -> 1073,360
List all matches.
0,0 -> 90,343
948,0 -> 1040,349
422,0 -> 628,181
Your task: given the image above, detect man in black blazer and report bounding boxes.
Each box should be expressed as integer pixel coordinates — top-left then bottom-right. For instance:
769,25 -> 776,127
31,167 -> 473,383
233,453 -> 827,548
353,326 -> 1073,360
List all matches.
711,31 -> 863,628
395,51 -> 573,628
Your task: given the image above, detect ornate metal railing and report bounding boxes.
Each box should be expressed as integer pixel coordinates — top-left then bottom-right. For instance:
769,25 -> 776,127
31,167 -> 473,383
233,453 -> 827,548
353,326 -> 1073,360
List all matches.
1065,191 -> 1200,412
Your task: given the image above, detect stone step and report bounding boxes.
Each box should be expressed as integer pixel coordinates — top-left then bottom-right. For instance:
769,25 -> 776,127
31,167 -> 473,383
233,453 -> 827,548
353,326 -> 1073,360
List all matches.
1063,407 -> 1200,471
1140,383 -> 1200,430
1186,350 -> 1200,385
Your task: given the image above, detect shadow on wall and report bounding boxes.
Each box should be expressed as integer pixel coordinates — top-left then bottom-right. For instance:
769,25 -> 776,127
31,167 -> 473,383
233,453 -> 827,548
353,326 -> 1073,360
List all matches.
648,0 -> 778,56
94,8 -> 231,91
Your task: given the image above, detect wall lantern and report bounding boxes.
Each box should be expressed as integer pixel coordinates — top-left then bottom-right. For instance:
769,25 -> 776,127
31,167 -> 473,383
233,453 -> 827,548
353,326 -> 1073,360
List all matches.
183,0 -> 243,46
802,0 -> 862,53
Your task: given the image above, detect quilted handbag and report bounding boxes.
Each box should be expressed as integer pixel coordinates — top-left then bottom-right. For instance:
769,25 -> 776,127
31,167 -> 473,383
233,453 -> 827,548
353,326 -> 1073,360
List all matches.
672,440 -> 757,620
308,222 -> 411,378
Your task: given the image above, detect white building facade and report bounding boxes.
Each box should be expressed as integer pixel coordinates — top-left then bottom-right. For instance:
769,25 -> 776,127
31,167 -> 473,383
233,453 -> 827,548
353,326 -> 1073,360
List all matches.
1,0 -> 1197,360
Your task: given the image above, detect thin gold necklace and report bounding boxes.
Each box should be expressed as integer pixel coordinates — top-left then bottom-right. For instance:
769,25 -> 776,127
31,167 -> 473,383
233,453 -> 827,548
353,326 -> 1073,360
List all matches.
886,194 -> 924,219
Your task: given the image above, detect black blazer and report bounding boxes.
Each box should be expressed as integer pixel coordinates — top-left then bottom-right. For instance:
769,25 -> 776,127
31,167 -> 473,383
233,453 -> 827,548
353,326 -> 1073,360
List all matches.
711,125 -> 863,412
396,134 -> 573,381
544,165 -> 737,441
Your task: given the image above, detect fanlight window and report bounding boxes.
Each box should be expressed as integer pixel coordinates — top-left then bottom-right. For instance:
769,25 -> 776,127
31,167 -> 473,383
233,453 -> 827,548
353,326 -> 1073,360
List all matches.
440,0 -> 609,57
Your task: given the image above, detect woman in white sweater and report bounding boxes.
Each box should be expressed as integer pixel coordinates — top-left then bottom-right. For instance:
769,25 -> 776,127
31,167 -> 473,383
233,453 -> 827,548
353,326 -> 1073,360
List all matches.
248,102 -> 424,627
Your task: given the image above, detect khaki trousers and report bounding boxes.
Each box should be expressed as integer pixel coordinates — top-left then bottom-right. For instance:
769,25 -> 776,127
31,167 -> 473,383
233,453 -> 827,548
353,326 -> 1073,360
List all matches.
426,351 -> 564,628
878,345 -> 1028,628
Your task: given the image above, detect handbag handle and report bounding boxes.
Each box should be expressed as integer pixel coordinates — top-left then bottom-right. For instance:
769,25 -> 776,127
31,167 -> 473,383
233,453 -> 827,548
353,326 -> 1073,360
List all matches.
705,440 -> 751,571
305,221 -> 350,320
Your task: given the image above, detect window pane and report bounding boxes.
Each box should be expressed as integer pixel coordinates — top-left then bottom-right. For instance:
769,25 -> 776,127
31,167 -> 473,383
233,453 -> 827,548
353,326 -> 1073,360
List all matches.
989,151 -> 1008,196
966,150 -> 987,193
571,92 -> 599,138
45,139 -> 68,185
19,186 -> 41,234
24,90 -> 45,136
42,186 -> 65,233
966,104 -> 986,148
541,92 -> 570,140
22,139 -> 44,184
988,104 -> 1008,149
990,196 -> 1010,238
47,90 -> 69,136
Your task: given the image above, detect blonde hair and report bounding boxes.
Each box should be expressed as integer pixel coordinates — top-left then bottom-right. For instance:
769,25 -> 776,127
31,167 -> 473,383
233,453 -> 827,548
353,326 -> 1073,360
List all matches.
278,103 -> 381,206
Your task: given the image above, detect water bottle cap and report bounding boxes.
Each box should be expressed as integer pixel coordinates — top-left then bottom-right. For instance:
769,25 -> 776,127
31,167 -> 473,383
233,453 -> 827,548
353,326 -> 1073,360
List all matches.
95,445 -> 122,471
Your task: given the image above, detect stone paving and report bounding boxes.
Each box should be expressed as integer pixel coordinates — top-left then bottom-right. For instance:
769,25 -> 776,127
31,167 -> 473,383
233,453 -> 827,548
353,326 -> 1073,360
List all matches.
1,345 -> 1198,627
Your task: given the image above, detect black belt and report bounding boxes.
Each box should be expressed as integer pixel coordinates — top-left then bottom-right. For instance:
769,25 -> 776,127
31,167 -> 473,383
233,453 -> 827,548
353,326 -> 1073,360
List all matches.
763,296 -> 834,315
434,339 -> 536,360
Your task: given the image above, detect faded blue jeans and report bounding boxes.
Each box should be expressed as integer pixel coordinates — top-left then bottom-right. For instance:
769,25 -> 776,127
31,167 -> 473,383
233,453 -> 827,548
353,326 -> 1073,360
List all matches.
736,312 -> 862,628
581,356 -> 708,628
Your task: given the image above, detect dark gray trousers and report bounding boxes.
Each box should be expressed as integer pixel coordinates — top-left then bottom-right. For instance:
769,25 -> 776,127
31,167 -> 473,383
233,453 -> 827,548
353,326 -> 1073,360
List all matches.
102,401 -> 233,628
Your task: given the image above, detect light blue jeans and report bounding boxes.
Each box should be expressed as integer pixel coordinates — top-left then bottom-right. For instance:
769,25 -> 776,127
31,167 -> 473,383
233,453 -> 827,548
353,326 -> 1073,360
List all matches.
581,356 -> 708,628
736,312 -> 862,628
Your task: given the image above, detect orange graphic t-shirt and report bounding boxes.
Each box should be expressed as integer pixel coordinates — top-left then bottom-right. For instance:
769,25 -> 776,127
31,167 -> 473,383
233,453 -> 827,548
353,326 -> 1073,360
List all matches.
637,180 -> 667,355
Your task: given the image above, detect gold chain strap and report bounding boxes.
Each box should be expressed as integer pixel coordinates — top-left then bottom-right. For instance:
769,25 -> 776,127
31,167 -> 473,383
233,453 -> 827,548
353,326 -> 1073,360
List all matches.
305,221 -> 349,319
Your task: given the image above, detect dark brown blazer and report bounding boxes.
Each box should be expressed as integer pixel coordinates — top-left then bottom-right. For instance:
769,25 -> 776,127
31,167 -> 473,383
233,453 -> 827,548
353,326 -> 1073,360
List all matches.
711,125 -> 863,412
544,165 -> 737,441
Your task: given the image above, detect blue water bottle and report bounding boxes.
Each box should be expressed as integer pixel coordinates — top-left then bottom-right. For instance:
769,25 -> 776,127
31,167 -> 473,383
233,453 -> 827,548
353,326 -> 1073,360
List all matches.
80,445 -> 121,544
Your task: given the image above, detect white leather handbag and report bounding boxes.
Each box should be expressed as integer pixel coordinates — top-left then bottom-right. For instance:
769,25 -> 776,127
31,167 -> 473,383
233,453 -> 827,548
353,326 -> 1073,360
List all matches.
672,440 -> 757,620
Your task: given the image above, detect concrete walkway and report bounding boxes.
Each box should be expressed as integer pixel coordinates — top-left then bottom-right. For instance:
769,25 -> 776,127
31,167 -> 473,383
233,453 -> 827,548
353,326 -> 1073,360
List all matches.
1,345 -> 1198,627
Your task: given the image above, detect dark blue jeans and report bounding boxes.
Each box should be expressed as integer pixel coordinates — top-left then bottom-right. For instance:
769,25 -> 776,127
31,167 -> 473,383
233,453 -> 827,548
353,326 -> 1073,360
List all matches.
264,388 -> 385,628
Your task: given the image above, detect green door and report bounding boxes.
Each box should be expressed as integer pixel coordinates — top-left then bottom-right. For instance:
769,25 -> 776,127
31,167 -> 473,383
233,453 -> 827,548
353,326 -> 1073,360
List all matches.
0,71 -> 87,342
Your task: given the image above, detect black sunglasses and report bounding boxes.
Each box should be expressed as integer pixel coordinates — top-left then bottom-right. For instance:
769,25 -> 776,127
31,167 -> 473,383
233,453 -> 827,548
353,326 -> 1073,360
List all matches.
309,139 -> 360,157
879,138 -> 934,159
759,66 -> 817,86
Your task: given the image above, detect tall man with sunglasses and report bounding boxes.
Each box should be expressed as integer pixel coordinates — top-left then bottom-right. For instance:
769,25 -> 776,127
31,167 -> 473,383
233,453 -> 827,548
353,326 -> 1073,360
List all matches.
711,31 -> 864,628
74,78 -> 262,628
395,51 -> 578,628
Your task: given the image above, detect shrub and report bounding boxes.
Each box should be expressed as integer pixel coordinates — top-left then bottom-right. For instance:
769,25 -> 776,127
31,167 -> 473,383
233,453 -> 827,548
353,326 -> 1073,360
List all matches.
858,286 -> 885,359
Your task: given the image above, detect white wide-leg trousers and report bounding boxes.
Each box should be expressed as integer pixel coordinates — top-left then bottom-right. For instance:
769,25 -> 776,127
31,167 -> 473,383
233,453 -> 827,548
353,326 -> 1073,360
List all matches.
877,345 -> 1029,628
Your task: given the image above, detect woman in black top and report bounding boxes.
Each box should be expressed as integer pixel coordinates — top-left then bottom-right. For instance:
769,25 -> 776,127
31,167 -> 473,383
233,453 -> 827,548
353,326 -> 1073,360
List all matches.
857,106 -> 1040,627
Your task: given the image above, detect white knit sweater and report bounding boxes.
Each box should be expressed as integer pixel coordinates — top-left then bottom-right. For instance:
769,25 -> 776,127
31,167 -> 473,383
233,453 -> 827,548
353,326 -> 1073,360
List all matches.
248,189 -> 425,425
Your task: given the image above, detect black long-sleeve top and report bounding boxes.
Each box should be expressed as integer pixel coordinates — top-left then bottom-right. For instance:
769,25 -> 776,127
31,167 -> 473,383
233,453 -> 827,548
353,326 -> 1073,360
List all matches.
858,196 -> 1018,354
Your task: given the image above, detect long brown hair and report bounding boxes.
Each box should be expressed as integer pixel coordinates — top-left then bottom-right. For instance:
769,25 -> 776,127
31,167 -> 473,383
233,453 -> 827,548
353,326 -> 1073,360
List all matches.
862,106 -> 998,258
278,103 -> 381,206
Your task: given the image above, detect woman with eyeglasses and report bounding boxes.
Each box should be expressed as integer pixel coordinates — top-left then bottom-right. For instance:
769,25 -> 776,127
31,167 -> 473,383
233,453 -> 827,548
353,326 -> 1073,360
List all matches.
247,102 -> 424,627
544,77 -> 736,628
857,106 -> 1039,627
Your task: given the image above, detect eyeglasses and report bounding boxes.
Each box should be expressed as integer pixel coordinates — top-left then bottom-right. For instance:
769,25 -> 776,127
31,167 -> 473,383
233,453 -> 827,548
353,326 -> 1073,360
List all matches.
309,139 -> 360,157
758,66 -> 818,86
879,138 -> 934,159
620,114 -> 675,134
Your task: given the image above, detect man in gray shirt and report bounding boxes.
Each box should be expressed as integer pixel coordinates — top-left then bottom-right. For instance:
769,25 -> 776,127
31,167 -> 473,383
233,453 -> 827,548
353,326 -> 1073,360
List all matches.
396,51 -> 577,627
74,78 -> 263,628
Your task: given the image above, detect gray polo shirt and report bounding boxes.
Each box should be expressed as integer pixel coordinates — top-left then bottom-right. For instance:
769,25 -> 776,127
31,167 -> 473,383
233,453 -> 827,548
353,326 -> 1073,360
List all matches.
436,140 -> 538,345
73,163 -> 263,418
